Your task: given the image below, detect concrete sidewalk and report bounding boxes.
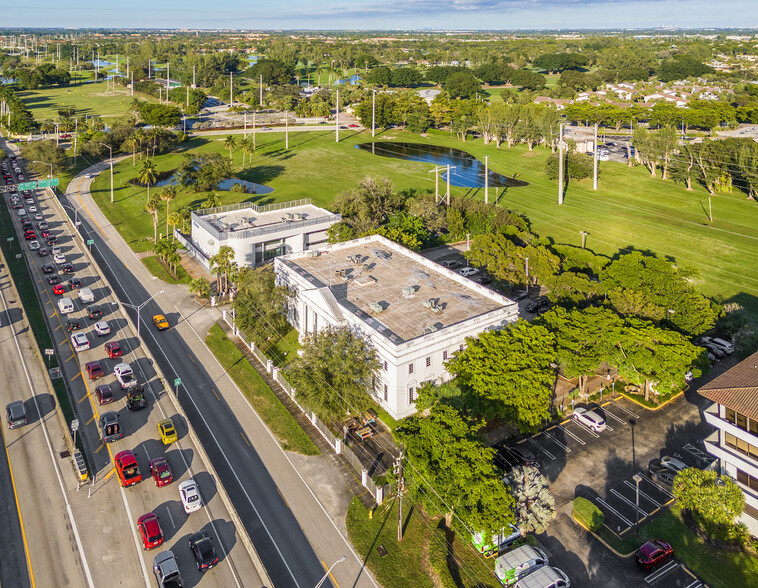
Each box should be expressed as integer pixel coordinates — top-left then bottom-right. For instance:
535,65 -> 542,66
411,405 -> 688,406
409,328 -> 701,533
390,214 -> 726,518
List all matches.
63,166 -> 379,588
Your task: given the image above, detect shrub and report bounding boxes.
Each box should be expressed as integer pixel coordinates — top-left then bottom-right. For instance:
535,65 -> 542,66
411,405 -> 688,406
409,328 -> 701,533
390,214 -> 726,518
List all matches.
573,496 -> 604,531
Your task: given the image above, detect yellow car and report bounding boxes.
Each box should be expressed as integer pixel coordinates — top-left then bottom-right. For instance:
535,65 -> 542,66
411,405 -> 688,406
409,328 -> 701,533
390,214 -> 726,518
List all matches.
153,314 -> 169,330
157,418 -> 178,445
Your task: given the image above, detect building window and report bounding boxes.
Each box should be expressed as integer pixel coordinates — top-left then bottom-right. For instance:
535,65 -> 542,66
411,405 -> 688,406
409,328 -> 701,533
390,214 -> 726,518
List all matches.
409,387 -> 415,403
408,363 -> 414,374
426,356 -> 431,368
725,408 -> 736,424
745,503 -> 758,521
383,384 -> 388,401
725,432 -> 758,459
443,350 -> 448,361
724,408 -> 758,439
736,413 -> 748,431
736,469 -> 758,492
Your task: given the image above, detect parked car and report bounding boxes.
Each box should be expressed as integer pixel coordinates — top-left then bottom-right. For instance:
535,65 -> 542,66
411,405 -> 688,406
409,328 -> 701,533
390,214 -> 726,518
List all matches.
149,457 -> 174,487
634,539 -> 673,571
706,336 -> 734,355
660,455 -> 688,474
179,479 -> 203,513
572,407 -> 607,432
6,400 -> 28,429
648,464 -> 676,486
115,450 -> 142,487
525,298 -> 550,313
137,513 -> 164,550
158,418 -> 178,445
513,566 -> 570,588
188,531 -> 218,571
95,384 -> 114,405
440,259 -> 462,270
459,266 -> 479,277
494,545 -> 549,587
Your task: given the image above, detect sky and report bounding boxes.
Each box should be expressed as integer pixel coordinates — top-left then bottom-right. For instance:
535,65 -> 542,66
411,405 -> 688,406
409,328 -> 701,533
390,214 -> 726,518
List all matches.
1,0 -> 755,30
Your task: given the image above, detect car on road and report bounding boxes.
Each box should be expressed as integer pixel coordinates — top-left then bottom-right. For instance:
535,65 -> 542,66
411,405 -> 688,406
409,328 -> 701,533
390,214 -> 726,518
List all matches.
137,513 -> 164,550
42,263 -> 55,274
634,539 -> 673,571
127,386 -> 147,411
95,384 -> 114,405
51,246 -> 62,256
37,247 -> 49,257
28,205 -> 37,213
114,362 -> 137,389
115,450 -> 142,487
6,400 -> 28,429
37,221 -> 48,230
24,230 -> 35,240
158,418 -> 178,445
40,229 -> 51,238
46,236 -> 58,246
52,283 -> 65,295
34,213 -> 44,221
105,341 -> 123,359
86,360 -> 105,380
660,455 -> 688,474
71,332 -> 90,352
188,531 -> 218,571
61,263 -> 75,274
648,464 -> 676,486
94,321 -> 111,336
179,479 -> 202,513
100,411 -> 122,443
65,319 -> 82,332
17,208 -> 26,216
68,277 -> 82,289
28,239 -> 40,250
53,253 -> 66,264
572,407 -> 607,432
349,123 -> 359,128
87,304 -> 103,319
153,314 -> 169,330
149,457 -> 174,487
152,550 -> 183,588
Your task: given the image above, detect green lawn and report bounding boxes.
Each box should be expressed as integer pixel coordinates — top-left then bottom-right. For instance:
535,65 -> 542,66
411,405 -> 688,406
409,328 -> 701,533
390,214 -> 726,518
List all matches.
141,255 -> 192,285
346,497 -> 496,588
598,506 -> 758,588
205,323 -> 319,455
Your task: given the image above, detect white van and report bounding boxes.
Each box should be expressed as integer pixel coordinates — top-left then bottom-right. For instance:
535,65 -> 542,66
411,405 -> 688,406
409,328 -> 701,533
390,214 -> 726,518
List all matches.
58,297 -> 75,314
495,545 -> 549,587
459,266 -> 479,278
78,287 -> 95,304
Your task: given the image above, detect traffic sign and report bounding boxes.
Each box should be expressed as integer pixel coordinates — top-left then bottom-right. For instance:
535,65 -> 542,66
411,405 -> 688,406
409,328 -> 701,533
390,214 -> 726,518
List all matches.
18,181 -> 37,191
174,378 -> 182,387
6,237 -> 13,242
44,348 -> 54,355
71,419 -> 80,432
86,239 -> 94,246
38,178 -> 59,188
15,254 -> 22,259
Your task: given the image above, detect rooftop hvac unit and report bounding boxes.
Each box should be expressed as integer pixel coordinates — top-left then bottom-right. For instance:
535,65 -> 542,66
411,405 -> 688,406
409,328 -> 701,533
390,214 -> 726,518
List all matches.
370,302 -> 384,313
424,325 -> 438,334
401,286 -> 415,297
293,212 -> 303,220
423,299 -> 433,309
430,305 -> 443,315
362,263 -> 370,271
335,268 -> 346,277
305,250 -> 319,258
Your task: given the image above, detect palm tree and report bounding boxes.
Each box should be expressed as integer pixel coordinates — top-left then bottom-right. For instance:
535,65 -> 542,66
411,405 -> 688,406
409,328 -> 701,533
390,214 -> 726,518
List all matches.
137,159 -> 158,204
159,185 -> 177,238
189,277 -> 211,299
240,136 -> 252,166
41,120 -> 56,137
202,192 -> 221,209
145,196 -> 160,243
508,466 -> 556,534
224,135 -> 236,163
166,251 -> 181,276
210,245 -> 235,294
125,133 -> 140,165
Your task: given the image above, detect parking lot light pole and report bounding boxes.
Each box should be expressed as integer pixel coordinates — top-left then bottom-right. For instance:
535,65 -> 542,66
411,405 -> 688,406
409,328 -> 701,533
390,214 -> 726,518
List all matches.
121,290 -> 164,339
633,473 -> 642,537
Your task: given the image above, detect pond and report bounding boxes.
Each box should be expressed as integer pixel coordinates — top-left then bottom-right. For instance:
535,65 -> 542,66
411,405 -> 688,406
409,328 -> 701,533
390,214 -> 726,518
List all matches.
90,59 -> 114,67
334,74 -> 361,86
355,142 -> 529,189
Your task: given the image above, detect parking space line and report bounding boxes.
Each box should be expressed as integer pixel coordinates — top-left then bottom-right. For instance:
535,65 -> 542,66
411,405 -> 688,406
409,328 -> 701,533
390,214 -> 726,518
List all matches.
78,393 -> 91,404
640,473 -> 675,499
624,480 -> 661,506
166,508 -> 175,530
685,580 -> 702,588
596,497 -> 633,527
556,424 -> 586,445
645,561 -> 678,584
570,418 -> 600,438
541,430 -> 571,452
611,488 -> 649,516
602,408 -> 626,424
527,437 -> 555,461
612,401 -> 640,420
103,468 -> 116,480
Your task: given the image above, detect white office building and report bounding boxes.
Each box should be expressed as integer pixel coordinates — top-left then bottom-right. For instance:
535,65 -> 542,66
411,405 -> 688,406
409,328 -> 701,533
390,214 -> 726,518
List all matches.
187,199 -> 340,269
701,350 -> 758,537
274,235 -> 519,419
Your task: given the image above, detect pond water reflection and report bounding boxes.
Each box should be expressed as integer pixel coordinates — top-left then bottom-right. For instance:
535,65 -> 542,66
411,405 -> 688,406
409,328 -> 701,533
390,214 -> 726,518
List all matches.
355,142 -> 528,189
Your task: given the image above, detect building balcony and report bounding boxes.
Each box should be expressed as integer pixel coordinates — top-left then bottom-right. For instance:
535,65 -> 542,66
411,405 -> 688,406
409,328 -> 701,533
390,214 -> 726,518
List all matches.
704,430 -> 758,480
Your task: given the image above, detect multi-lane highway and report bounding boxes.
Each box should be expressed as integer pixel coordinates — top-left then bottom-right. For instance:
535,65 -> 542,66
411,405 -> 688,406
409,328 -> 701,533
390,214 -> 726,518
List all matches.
1,149 -> 264,587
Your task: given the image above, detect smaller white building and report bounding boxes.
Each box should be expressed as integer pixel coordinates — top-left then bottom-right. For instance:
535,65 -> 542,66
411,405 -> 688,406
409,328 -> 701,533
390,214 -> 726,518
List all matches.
188,199 -> 340,268
274,235 -> 519,419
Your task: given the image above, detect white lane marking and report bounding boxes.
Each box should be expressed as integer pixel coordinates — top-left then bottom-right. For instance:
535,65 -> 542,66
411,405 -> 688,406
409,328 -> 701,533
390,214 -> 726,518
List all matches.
595,497 -> 633,527
623,479 -> 661,507
602,408 -> 626,424
611,402 -> 640,420
645,561 -> 678,584
556,424 -> 586,445
541,430 -> 571,452
527,438 -> 555,461
610,488 -> 648,516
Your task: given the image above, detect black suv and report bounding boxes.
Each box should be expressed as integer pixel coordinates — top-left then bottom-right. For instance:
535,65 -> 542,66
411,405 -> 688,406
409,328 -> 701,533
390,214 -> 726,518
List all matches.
65,319 -> 82,332
88,304 -> 102,319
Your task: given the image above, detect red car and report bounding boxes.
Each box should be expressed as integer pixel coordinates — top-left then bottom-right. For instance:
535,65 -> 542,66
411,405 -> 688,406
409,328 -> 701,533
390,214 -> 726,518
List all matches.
41,229 -> 51,238
635,539 -> 673,571
52,284 -> 65,295
349,123 -> 359,128
137,513 -> 163,550
104,341 -> 122,359
86,361 -> 105,380
148,457 -> 173,487
24,230 -> 35,240
95,384 -> 114,404
115,450 -> 142,487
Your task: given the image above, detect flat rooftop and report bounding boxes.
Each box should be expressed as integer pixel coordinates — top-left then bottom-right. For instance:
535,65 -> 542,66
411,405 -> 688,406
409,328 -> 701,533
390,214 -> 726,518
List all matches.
202,203 -> 331,234
281,239 -> 510,343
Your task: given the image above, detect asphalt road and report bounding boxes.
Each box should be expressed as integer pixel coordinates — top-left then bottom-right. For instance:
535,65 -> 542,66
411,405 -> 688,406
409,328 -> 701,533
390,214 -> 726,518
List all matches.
1,149 -> 262,587
64,175 -> 337,587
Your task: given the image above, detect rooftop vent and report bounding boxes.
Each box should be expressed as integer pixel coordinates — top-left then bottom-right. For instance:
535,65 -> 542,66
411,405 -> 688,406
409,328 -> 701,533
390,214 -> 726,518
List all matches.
424,325 -> 438,334
423,299 -> 434,309
430,305 -> 443,315
401,286 -> 416,298
370,302 -> 384,314
293,212 -> 303,220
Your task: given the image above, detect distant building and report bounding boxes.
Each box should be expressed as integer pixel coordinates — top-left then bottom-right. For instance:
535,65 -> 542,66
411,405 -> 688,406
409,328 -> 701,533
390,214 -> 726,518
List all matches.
274,235 -> 519,419
701,350 -> 758,537
417,88 -> 442,104
185,199 -> 340,270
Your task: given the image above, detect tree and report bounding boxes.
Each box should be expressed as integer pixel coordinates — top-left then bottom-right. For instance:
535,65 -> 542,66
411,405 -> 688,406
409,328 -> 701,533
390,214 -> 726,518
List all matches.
286,326 -> 380,422
232,266 -> 291,352
177,152 -> 232,192
443,72 -> 481,99
246,59 -> 295,85
145,196 -> 160,243
447,321 -> 557,432
189,277 -> 211,299
202,192 -> 221,208
125,133 -> 140,166
397,405 -> 515,535
21,140 -> 67,175
159,185 -> 177,238
136,159 -> 158,204
224,135 -> 236,162
673,468 -> 747,544
375,212 -> 432,251
209,245 -> 235,294
545,151 -> 595,181
331,177 -> 405,235
507,466 -> 556,534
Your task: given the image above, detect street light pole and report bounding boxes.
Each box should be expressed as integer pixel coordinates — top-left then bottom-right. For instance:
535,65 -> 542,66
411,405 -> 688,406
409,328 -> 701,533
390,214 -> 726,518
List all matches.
98,143 -> 114,203
121,290 -> 164,339
314,555 -> 346,588
372,89 -> 376,137
33,160 -> 53,178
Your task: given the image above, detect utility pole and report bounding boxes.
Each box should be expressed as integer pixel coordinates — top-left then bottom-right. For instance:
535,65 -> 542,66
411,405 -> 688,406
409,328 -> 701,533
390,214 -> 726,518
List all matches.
484,155 -> 489,204
396,453 -> 404,542
126,55 -> 129,78
593,123 -> 599,190
335,89 -> 340,142
285,111 -> 289,149
186,84 -> 189,108
372,89 -> 376,137
130,71 -> 133,96
446,164 -> 451,205
525,257 -> 529,285
259,74 -> 263,108
229,72 -> 233,107
252,111 -> 256,151
244,111 -> 247,139
167,60 -> 170,96
558,123 -> 565,205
